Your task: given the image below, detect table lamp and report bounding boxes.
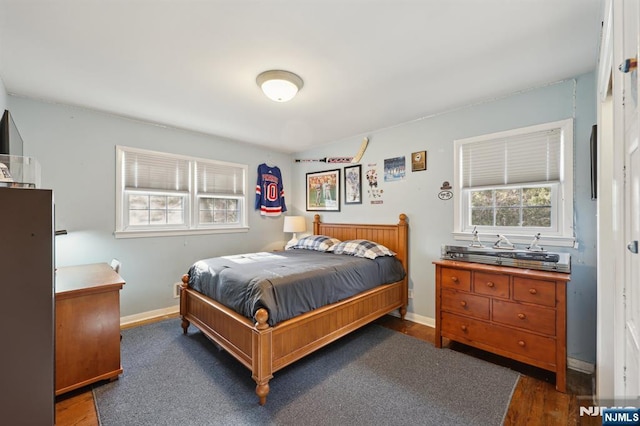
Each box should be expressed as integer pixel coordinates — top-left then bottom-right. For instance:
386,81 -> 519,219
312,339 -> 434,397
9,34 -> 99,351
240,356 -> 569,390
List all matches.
283,216 -> 306,249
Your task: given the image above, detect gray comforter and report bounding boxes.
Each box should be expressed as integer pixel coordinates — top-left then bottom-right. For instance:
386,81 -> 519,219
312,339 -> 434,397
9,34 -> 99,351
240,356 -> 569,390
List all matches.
187,250 -> 406,326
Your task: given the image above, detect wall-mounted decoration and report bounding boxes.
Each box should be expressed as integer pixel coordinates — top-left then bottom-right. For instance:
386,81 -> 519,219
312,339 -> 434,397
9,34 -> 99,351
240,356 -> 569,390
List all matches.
294,137 -> 369,164
255,163 -> 286,216
411,151 -> 427,172
384,156 -> 406,182
438,190 -> 453,200
306,169 -> 341,211
366,164 -> 384,204
438,181 -> 453,200
344,164 -> 362,204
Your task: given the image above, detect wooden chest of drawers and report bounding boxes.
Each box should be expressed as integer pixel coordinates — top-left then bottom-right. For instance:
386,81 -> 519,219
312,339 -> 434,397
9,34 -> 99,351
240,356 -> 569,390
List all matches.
55,263 -> 125,395
433,260 -> 570,392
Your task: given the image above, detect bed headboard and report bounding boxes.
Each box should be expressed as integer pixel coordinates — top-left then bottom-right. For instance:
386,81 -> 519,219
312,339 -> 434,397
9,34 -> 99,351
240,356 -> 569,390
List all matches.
313,214 -> 408,273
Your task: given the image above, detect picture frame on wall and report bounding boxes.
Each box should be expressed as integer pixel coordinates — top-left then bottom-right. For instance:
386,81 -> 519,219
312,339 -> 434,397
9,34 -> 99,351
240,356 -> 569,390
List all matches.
344,164 -> 362,204
411,150 -> 427,172
306,169 -> 341,211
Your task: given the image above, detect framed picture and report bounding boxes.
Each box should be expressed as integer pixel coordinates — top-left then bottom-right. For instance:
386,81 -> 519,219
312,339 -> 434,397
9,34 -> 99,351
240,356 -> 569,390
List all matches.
411,150 -> 427,172
344,164 -> 362,204
306,169 -> 341,211
384,156 -> 406,181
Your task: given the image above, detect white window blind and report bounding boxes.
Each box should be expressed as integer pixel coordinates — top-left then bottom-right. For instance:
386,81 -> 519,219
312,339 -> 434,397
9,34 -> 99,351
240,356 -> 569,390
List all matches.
196,162 -> 245,195
123,150 -> 190,192
461,128 -> 561,188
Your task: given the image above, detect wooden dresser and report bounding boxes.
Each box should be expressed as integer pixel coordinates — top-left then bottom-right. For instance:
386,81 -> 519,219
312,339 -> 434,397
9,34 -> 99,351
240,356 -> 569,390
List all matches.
55,263 -> 125,396
433,259 -> 570,392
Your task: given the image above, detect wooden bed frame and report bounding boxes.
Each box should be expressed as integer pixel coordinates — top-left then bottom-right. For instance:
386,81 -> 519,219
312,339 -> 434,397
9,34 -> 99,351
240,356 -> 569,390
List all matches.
180,213 -> 408,405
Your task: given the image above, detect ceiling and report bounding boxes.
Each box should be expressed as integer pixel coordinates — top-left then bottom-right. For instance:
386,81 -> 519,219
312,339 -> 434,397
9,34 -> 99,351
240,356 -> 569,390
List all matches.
0,0 -> 602,153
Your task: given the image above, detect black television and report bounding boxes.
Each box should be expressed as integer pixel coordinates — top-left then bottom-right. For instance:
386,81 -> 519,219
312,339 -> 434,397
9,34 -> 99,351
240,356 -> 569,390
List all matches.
0,109 -> 24,157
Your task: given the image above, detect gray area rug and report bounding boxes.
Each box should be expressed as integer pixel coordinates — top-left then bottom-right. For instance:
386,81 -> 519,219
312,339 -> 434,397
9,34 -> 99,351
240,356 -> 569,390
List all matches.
94,319 -> 519,425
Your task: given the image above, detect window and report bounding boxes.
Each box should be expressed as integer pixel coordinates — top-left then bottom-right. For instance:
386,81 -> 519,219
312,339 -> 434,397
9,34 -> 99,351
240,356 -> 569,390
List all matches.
115,146 -> 248,238
453,119 -> 574,247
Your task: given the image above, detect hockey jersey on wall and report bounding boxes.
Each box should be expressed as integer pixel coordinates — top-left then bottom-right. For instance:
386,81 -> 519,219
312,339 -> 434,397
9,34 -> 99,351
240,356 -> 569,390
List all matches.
255,163 -> 287,216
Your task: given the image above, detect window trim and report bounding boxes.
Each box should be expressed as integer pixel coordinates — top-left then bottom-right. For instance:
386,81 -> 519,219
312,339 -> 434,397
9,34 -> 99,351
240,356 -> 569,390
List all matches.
453,119 -> 575,247
115,145 -> 249,238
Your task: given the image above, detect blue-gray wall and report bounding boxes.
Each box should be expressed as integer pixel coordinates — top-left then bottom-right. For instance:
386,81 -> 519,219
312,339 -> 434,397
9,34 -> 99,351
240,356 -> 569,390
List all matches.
290,73 -> 597,364
8,96 -> 292,317
8,71 -> 597,364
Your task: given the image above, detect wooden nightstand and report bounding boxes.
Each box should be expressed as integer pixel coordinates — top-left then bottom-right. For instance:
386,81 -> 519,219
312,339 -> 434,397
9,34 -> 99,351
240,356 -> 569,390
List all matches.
55,263 -> 125,396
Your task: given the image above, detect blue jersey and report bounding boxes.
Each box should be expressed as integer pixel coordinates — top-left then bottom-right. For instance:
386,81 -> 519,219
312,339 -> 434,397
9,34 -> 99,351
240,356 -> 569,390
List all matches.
255,163 -> 287,216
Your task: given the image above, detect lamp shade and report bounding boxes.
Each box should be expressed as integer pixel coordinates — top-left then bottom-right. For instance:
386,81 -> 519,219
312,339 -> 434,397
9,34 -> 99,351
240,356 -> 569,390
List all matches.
283,216 -> 306,233
256,70 -> 304,102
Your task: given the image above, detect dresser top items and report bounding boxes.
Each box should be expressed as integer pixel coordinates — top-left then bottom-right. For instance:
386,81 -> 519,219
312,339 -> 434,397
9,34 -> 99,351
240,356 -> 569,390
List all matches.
440,244 -> 571,274
433,259 -> 571,282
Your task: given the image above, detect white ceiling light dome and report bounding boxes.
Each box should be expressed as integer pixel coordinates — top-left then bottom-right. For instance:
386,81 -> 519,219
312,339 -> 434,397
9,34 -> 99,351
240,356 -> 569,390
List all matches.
256,70 -> 304,102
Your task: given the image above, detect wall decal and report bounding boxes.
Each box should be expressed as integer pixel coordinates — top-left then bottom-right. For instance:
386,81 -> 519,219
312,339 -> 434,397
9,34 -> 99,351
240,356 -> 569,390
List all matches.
438,181 -> 453,200
366,164 -> 384,204
438,190 -> 453,200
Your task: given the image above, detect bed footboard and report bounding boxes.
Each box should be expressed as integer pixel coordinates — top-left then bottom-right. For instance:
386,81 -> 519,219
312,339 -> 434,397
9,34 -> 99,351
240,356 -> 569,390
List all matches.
181,275 -> 274,405
180,213 -> 409,405
181,275 -> 405,405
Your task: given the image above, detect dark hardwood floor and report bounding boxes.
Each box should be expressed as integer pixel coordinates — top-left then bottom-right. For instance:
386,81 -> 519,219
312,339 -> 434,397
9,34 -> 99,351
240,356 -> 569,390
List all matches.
374,316 -> 599,426
54,315 -> 599,425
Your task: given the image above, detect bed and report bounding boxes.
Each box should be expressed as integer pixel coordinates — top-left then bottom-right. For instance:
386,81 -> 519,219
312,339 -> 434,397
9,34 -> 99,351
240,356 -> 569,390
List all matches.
180,213 -> 408,405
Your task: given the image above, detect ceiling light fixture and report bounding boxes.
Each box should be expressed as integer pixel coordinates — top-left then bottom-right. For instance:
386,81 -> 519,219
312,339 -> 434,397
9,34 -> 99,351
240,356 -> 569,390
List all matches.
256,70 -> 304,102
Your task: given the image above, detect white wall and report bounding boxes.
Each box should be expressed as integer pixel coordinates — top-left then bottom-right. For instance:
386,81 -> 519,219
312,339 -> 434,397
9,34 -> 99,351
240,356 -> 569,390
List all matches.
8,96 -> 292,317
291,73 -> 598,364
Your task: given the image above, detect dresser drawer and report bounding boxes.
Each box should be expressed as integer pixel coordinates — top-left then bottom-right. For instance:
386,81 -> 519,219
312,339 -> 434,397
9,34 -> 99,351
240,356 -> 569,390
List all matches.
440,268 -> 471,292
492,299 -> 556,335
441,312 -> 557,366
441,288 -> 489,319
473,272 -> 510,299
513,277 -> 556,307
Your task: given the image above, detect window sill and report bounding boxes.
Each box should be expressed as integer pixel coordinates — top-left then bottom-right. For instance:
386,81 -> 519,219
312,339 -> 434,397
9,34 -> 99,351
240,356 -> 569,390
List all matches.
114,226 -> 250,239
452,232 -> 576,248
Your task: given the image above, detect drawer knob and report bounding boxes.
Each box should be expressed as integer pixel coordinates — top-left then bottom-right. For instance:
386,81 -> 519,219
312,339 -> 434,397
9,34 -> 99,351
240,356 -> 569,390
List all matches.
517,313 -> 526,320
451,276 -> 459,282
518,340 -> 526,347
486,281 -> 495,288
528,288 -> 538,295
460,301 -> 467,307
461,325 -> 468,332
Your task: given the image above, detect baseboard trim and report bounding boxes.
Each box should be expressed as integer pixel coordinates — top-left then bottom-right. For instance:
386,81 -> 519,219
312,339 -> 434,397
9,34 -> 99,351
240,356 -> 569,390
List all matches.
120,305 -> 180,329
405,312 -> 436,328
568,357 -> 595,374
386,310 -> 435,327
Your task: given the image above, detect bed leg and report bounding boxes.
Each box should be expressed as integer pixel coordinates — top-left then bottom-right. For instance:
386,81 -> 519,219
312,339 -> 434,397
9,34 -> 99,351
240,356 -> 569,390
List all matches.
256,381 -> 270,406
252,308 -> 272,405
181,317 -> 190,334
399,305 -> 407,320
180,274 -> 191,334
